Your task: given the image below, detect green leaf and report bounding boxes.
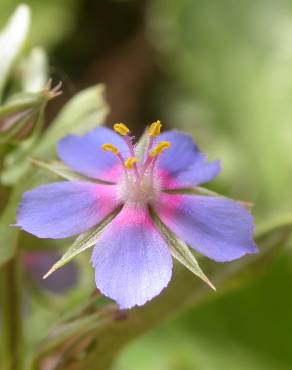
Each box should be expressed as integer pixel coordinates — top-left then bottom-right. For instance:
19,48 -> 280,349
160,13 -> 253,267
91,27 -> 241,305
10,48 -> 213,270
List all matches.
0,5 -> 31,100
43,209 -> 120,279
151,210 -> 215,290
33,84 -> 108,158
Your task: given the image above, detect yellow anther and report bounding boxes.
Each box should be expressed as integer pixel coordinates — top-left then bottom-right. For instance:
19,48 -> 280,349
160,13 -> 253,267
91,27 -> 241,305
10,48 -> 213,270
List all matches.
101,143 -> 119,155
149,141 -> 171,157
113,123 -> 130,136
124,157 -> 138,169
148,120 -> 162,137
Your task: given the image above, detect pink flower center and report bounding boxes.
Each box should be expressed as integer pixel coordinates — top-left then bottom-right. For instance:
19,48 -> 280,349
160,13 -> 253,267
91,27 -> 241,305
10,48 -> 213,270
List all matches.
102,122 -> 171,205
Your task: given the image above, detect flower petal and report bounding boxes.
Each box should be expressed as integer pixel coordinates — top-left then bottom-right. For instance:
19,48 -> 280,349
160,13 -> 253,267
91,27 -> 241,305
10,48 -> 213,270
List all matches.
155,130 -> 220,189
57,127 -> 128,182
92,205 -> 172,309
16,181 -> 120,238
154,193 -> 258,262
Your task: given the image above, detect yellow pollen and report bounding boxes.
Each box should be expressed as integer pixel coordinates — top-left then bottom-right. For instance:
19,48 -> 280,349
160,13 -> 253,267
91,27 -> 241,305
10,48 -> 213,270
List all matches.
149,141 -> 171,157
101,143 -> 119,155
113,123 -> 130,136
124,157 -> 138,169
148,120 -> 162,137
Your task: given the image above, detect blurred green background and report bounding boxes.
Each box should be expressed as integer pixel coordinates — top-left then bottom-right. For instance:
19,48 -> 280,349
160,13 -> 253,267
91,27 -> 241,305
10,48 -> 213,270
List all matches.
1,0 -> 292,369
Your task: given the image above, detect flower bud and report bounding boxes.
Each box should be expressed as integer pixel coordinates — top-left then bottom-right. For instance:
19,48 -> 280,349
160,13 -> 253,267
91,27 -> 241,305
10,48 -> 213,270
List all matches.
0,81 -> 62,143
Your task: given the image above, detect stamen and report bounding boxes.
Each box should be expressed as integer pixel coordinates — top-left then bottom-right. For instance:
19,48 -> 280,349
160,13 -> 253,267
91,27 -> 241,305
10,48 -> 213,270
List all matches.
102,142 -> 129,180
124,157 -> 139,169
149,141 -> 171,157
148,120 -> 162,137
113,123 -> 130,136
101,143 -> 119,155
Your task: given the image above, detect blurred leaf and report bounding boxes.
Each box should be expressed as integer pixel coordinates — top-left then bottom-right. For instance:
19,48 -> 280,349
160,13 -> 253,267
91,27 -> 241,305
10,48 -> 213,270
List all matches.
43,209 -> 120,279
149,0 -> 292,212
28,0 -> 79,49
34,84 -> 108,158
21,47 -> 48,93
0,1 -> 80,51
152,210 -> 215,290
0,4 -> 31,100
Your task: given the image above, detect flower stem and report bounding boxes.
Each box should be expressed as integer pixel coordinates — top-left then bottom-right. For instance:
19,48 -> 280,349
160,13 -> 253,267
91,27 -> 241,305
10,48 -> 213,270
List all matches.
1,253 -> 23,370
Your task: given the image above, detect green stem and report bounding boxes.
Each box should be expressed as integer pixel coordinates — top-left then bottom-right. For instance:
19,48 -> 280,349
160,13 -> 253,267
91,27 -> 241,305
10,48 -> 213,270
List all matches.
1,253 -> 23,370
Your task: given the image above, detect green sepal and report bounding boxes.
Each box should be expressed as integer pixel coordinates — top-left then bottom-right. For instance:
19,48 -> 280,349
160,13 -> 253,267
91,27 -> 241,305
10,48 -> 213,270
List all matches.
43,208 -> 121,279
29,158 -> 93,182
151,209 -> 215,290
164,186 -> 224,197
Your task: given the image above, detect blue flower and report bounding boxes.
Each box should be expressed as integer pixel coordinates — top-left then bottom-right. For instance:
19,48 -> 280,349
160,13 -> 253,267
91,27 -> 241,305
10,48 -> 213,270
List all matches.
16,122 -> 258,309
